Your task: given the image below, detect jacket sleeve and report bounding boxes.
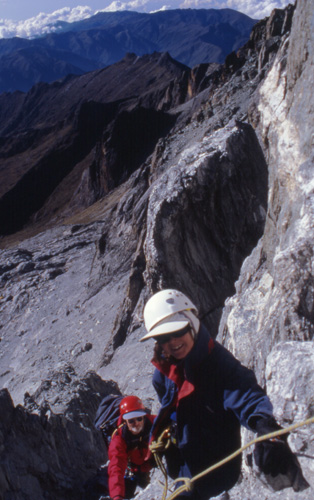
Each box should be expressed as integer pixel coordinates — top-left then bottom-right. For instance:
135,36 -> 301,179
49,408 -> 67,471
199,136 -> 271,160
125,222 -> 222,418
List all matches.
151,369 -> 177,443
152,368 -> 167,403
108,432 -> 128,499
214,342 -> 274,428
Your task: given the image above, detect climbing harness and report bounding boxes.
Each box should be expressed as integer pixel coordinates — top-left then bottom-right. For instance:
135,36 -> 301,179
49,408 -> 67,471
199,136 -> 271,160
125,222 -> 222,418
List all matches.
150,415 -> 314,500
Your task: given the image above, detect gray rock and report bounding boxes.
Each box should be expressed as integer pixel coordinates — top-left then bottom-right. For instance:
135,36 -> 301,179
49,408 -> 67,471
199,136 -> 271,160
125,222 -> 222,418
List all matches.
0,373 -> 119,499
217,0 -> 314,497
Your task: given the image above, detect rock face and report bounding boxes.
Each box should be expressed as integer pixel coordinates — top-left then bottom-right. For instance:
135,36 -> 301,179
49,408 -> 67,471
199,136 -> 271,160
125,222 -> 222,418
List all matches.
218,0 -> 314,417
0,375 -> 121,499
0,2 -> 313,499
217,0 -> 314,497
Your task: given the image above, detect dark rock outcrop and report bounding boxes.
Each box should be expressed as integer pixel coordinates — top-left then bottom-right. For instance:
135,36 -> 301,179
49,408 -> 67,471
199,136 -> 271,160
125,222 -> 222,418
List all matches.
0,374 -> 120,499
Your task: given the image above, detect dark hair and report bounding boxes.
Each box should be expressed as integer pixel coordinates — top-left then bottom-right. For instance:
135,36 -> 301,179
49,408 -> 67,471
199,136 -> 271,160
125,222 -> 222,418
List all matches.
152,342 -> 169,365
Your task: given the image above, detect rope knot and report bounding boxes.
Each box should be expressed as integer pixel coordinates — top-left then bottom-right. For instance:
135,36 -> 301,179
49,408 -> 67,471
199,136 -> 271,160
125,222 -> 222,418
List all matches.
185,479 -> 193,492
173,477 -> 193,492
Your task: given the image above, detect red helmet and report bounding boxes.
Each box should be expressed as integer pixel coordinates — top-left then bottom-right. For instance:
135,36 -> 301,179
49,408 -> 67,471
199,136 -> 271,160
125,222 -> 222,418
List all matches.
119,395 -> 146,420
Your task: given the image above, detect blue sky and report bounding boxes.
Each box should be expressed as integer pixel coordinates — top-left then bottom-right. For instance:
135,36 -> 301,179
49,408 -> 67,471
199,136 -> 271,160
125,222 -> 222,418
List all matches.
0,0 -> 292,38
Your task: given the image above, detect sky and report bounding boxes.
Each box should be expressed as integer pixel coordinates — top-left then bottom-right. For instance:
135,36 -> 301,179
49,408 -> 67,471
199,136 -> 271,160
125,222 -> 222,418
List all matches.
0,0 -> 293,39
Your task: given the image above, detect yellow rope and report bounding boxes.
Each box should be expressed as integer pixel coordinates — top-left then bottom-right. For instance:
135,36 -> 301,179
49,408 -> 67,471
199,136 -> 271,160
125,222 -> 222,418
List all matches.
150,427 -> 172,500
153,415 -> 314,500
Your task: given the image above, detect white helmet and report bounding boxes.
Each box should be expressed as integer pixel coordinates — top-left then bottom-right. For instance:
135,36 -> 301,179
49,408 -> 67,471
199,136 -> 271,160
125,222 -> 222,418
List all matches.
140,289 -> 200,342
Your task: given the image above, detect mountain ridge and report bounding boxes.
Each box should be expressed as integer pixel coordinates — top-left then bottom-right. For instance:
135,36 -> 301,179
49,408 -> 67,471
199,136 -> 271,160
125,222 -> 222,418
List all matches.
0,8 -> 256,93
0,51 -> 190,235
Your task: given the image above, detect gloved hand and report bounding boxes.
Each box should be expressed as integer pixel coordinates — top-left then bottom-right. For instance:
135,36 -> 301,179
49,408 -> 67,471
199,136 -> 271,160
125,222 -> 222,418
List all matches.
253,417 -> 309,492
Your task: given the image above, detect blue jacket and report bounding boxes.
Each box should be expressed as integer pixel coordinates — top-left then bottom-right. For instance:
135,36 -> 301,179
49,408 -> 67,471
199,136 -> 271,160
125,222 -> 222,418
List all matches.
150,324 -> 273,499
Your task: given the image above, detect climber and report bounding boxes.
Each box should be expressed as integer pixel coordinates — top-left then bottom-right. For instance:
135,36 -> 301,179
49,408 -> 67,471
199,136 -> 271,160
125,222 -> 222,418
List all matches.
140,289 -> 309,499
83,395 -> 156,500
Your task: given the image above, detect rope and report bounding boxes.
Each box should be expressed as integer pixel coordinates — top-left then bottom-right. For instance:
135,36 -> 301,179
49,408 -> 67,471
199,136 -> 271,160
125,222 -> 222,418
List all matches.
154,415 -> 314,500
150,427 -> 172,500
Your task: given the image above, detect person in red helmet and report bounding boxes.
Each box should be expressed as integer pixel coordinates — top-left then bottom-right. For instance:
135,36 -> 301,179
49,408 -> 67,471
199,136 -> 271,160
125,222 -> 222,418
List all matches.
108,396 -> 155,500
84,395 -> 155,500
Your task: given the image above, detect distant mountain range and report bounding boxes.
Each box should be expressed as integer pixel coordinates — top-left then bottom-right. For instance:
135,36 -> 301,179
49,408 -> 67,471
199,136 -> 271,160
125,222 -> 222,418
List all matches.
0,51 -> 193,235
0,9 -> 256,93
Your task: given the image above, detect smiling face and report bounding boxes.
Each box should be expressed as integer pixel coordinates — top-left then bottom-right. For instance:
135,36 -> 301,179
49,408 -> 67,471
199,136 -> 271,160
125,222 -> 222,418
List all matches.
125,416 -> 145,435
161,330 -> 195,360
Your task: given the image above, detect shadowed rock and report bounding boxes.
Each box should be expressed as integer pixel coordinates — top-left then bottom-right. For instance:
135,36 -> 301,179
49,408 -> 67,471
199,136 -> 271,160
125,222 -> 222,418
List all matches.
0,374 -> 121,499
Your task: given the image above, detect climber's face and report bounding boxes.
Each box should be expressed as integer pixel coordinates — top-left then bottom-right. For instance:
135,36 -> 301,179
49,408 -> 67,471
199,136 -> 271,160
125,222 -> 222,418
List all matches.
126,416 -> 145,434
160,330 -> 195,360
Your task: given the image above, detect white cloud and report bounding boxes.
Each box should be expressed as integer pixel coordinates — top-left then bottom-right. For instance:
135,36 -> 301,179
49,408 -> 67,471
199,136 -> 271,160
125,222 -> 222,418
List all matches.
99,0 -> 147,12
180,0 -> 290,19
99,0 -> 292,17
98,0 -> 178,13
0,0 -> 292,39
0,6 -> 93,39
